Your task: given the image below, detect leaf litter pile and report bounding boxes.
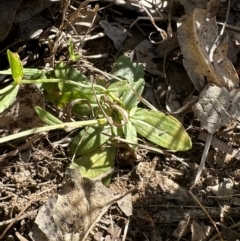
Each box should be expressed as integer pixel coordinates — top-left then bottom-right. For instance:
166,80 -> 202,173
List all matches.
1,0 -> 240,240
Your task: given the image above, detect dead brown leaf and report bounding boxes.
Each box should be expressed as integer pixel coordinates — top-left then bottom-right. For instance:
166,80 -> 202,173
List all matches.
30,169 -> 131,241
191,219 -> 213,241
192,85 -> 240,133
177,8 -> 239,91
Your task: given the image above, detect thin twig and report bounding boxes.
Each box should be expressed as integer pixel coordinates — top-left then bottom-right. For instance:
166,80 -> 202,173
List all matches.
192,133 -> 213,188
209,0 -> 231,61
0,198 -> 35,239
0,134 -> 44,162
15,231 -> 29,241
82,187 -> 136,241
122,218 -> 130,241
189,190 -> 223,241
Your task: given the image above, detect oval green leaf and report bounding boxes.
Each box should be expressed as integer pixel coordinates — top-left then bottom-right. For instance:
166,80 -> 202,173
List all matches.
55,62 -> 88,93
70,125 -> 112,156
123,121 -> 138,150
131,108 -> 192,151
112,55 -> 145,83
70,146 -> 116,184
57,90 -> 96,107
122,78 -> 144,110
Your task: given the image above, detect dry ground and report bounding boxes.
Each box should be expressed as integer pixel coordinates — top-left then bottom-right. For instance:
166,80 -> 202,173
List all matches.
1,1 -> 240,241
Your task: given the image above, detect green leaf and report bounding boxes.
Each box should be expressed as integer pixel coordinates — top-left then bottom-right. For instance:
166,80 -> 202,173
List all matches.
129,106 -> 138,117
23,68 -> 45,79
70,125 -> 113,156
35,106 -> 63,125
73,103 -> 98,116
70,146 -> 116,184
55,62 -> 88,92
112,55 -> 145,83
0,68 -> 44,79
42,82 -> 58,95
122,78 -> 144,110
131,108 -> 192,151
0,85 -> 16,95
0,69 -> 12,75
0,85 -> 19,114
7,50 -> 23,84
57,90 -> 96,107
123,121 -> 138,150
107,80 -> 129,93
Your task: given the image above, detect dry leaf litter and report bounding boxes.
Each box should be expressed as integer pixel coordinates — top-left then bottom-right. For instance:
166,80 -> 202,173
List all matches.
1,0 -> 240,240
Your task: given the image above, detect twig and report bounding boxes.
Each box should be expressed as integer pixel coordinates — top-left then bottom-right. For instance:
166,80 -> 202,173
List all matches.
93,168 -> 116,182
209,0 -> 231,62
167,0 -> 173,37
15,231 -> 29,241
122,218 -> 130,241
189,190 -> 223,241
78,3 -> 99,51
0,198 -> 35,239
217,22 -> 240,32
130,3 -> 167,41
82,187 -> 136,241
192,133 -> 213,187
0,134 -> 44,162
210,222 -> 240,241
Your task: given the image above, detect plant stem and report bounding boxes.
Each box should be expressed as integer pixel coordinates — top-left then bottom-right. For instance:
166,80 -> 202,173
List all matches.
21,79 -> 107,92
0,118 -> 108,144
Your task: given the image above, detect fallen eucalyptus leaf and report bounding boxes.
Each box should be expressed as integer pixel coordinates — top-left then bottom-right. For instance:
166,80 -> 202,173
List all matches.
177,8 -> 239,91
133,39 -> 164,76
180,0 -> 209,14
0,0 -> 21,41
191,220 -> 213,241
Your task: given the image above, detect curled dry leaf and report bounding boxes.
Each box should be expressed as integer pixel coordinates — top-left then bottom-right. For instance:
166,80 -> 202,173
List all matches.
177,8 -> 239,91
192,85 -> 240,133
